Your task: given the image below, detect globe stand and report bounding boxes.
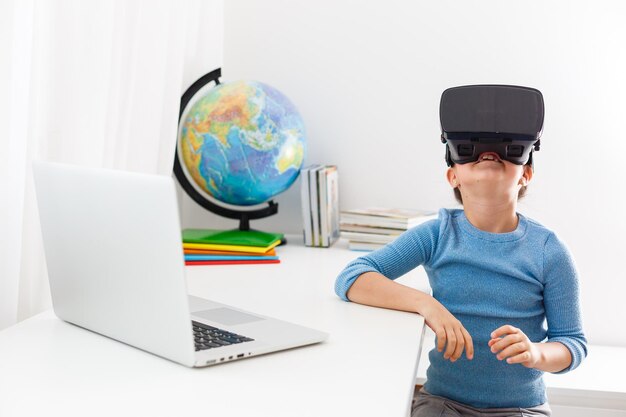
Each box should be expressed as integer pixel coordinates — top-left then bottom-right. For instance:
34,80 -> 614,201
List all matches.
174,68 -> 286,243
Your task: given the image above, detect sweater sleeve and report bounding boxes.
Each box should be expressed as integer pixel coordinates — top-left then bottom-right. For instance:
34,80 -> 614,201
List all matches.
334,217 -> 441,301
542,232 -> 588,374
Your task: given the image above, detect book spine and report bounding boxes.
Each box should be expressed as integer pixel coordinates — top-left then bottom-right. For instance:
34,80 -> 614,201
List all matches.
318,167 -> 329,247
315,166 -> 324,246
339,216 -> 409,230
340,213 -> 437,230
300,167 -> 313,246
340,231 -> 397,244
326,166 -> 340,246
347,241 -> 384,252
339,224 -> 404,235
309,166 -> 321,247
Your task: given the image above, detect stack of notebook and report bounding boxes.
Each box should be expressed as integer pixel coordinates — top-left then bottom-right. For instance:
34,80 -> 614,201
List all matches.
182,229 -> 283,266
340,208 -> 437,251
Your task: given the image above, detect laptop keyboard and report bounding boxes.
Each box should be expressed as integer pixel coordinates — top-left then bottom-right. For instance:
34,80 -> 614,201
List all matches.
192,320 -> 255,352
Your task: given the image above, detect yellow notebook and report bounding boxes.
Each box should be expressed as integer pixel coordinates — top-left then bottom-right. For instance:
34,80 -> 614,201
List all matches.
182,240 -> 281,254
184,248 -> 277,257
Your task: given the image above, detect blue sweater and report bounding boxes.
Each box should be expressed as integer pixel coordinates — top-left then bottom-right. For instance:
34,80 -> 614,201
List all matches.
335,208 -> 587,408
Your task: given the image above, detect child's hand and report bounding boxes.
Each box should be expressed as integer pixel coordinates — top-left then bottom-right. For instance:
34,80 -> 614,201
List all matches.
420,297 -> 474,362
489,325 -> 540,368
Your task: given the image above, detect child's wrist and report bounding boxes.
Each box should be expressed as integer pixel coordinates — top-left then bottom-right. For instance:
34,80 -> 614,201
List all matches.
413,291 -> 435,316
531,342 -> 544,369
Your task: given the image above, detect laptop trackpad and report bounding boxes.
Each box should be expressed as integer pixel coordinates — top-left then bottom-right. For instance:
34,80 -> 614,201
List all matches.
194,307 -> 265,326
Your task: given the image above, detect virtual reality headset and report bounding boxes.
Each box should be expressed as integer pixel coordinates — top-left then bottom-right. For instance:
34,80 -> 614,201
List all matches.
440,85 -> 544,167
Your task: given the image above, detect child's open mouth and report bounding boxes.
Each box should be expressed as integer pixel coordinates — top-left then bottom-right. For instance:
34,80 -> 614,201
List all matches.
476,152 -> 502,163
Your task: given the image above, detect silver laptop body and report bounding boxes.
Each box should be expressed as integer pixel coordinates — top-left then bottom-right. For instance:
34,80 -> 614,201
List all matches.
33,161 -> 327,367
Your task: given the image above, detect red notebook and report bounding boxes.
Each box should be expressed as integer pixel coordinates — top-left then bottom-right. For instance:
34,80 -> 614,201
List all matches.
185,259 -> 281,266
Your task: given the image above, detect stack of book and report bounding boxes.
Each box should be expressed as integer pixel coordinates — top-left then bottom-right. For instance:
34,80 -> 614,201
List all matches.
182,229 -> 283,266
340,208 -> 437,251
300,165 -> 340,247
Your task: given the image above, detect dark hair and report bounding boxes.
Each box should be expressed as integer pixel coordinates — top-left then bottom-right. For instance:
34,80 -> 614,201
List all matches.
453,185 -> 528,205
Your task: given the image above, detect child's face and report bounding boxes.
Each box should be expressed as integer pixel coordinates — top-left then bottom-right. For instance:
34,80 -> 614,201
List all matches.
446,152 -> 533,204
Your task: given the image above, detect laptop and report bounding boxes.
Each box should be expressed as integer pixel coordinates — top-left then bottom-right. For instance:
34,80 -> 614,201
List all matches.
32,161 -> 328,367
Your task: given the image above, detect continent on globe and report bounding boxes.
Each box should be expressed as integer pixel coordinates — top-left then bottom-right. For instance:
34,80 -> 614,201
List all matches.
179,80 -> 306,206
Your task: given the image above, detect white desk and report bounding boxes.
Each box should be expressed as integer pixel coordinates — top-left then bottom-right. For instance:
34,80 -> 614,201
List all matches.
0,237 -> 427,417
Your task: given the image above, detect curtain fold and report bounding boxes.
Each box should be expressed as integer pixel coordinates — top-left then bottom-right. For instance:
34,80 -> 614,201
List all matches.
0,0 -> 223,330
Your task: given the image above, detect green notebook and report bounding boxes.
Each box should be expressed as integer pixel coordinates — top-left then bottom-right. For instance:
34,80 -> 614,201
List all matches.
182,229 -> 284,248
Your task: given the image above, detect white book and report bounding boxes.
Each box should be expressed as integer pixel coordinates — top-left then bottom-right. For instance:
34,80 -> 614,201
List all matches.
300,167 -> 313,246
325,166 -> 340,246
348,241 -> 385,252
339,224 -> 404,235
318,168 -> 329,247
341,231 -> 398,244
340,208 -> 437,230
317,166 -> 340,248
308,165 -> 322,247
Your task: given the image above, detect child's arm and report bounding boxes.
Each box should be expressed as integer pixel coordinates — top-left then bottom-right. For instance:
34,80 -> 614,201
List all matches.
488,233 -> 587,373
348,271 -> 474,362
334,221 -> 440,302
335,218 -> 473,362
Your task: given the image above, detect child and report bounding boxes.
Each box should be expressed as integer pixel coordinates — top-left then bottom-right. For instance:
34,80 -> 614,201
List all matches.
335,85 -> 586,416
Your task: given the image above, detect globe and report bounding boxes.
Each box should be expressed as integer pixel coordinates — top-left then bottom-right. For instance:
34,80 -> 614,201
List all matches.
178,79 -> 306,207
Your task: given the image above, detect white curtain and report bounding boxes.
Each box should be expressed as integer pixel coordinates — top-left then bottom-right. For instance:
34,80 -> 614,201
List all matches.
0,0 -> 223,330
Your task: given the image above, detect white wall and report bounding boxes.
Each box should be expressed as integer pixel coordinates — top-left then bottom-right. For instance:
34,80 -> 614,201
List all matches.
179,0 -> 626,347
0,0 -> 227,329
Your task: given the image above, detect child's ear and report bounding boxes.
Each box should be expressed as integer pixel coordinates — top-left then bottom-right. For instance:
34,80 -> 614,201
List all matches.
520,165 -> 533,186
446,168 -> 458,188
